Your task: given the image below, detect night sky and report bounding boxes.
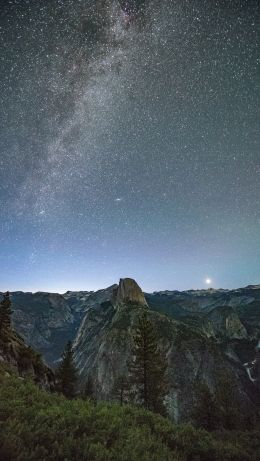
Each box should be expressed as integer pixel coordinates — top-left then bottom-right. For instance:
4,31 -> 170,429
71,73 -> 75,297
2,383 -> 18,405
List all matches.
1,0 -> 259,293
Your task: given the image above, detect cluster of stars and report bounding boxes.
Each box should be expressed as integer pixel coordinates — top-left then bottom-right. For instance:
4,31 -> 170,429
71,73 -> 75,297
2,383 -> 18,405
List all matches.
0,0 -> 259,292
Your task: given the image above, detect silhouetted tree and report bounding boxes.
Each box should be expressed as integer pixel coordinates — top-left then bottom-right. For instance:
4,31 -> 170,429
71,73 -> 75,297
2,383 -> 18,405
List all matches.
0,292 -> 12,340
215,372 -> 241,430
82,375 -> 96,403
56,341 -> 78,398
130,312 -> 168,415
113,374 -> 131,405
192,381 -> 219,431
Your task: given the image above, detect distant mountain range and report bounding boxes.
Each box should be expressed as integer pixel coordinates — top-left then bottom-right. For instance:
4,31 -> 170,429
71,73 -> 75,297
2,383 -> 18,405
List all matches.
1,280 -> 259,421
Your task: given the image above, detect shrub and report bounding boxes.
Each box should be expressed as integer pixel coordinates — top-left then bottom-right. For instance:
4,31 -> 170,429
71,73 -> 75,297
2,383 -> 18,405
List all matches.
0,368 -> 259,461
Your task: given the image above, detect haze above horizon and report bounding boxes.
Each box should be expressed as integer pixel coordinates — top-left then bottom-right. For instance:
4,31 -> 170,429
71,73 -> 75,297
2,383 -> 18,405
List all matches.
1,0 -> 259,293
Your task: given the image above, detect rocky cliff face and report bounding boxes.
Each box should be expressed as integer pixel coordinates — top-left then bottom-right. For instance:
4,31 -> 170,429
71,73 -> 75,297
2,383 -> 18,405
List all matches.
113,278 -> 148,307
0,291 -> 86,366
63,290 -> 93,311
147,285 -> 260,320
147,286 -> 260,388
73,278 -> 258,422
0,328 -> 54,389
206,306 -> 247,339
3,282 -> 260,407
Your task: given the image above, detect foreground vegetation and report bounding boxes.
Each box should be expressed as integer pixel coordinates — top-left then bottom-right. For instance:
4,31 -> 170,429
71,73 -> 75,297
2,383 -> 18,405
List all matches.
0,368 -> 260,461
1,293 -> 260,460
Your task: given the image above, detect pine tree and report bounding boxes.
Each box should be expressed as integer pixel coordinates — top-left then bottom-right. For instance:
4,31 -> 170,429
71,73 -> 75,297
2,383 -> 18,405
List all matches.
56,341 -> 78,399
130,312 -> 168,415
0,291 -> 12,340
112,374 -> 131,405
83,375 -> 96,403
192,381 -> 219,431
215,372 -> 241,430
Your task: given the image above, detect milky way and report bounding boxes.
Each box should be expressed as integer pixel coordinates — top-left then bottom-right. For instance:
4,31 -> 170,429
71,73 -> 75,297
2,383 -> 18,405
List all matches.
0,0 -> 259,292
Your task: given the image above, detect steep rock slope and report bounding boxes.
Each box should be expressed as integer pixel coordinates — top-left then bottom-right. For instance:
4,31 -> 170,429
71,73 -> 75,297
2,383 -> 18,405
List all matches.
147,285 -> 260,322
0,291 -> 86,365
205,305 -> 247,339
113,278 -> 148,306
0,326 -> 54,389
4,283 -> 260,389
146,286 -> 260,385
63,290 -> 93,310
73,278 -> 256,422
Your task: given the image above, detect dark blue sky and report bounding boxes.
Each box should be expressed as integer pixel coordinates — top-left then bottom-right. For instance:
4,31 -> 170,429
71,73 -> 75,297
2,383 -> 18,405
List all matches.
0,0 -> 259,293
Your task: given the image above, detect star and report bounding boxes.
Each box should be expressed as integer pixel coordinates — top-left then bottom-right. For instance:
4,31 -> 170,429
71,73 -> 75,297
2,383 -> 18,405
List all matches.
0,0 -> 258,292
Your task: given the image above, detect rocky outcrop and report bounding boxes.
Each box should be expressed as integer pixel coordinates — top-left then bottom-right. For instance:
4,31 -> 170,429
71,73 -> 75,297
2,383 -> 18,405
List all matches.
73,279 -> 257,422
6,284 -> 260,368
113,278 -> 148,307
3,281 -> 260,409
0,291 -> 86,366
147,285 -> 260,319
63,290 -> 93,311
146,288 -> 259,397
244,341 -> 260,388
0,328 -> 54,389
206,306 -> 247,340
73,300 -> 256,422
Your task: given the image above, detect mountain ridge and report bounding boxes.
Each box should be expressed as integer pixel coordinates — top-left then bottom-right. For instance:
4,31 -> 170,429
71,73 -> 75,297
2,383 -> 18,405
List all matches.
1,278 -> 259,421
